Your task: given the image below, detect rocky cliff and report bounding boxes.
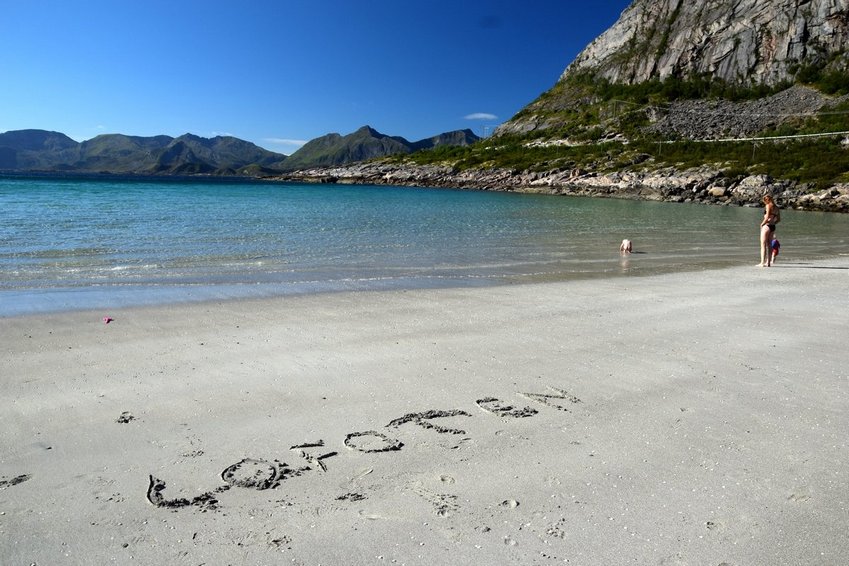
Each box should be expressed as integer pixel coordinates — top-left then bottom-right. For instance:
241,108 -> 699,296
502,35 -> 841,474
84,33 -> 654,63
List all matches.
565,0 -> 849,86
496,0 -> 849,137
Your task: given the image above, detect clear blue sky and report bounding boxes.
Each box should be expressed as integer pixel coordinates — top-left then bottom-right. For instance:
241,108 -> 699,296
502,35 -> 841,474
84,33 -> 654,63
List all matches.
0,1 -> 630,155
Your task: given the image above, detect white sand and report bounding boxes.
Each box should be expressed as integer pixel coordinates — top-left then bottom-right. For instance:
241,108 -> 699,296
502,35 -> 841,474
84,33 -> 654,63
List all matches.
1,259 -> 848,565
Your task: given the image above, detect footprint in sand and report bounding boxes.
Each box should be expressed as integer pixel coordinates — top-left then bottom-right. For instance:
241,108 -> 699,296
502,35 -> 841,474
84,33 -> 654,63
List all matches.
269,534 -> 292,550
786,485 -> 812,502
658,553 -> 688,565
705,519 -> 728,532
546,518 -> 568,539
180,449 -> 205,458
411,483 -> 459,517
787,491 -> 812,502
336,492 -> 366,502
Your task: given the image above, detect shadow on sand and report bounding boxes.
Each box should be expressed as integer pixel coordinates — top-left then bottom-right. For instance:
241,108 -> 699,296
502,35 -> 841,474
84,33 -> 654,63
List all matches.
777,262 -> 849,270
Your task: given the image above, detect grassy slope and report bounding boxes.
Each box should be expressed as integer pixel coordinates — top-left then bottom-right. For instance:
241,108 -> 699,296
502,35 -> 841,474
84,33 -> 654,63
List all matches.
394,75 -> 849,190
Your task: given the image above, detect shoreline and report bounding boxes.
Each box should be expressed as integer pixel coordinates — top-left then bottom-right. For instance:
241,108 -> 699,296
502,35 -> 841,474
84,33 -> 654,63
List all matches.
5,167 -> 849,213
270,161 -> 849,213
0,255 -> 823,318
2,258 -> 847,564
3,249 -> 846,318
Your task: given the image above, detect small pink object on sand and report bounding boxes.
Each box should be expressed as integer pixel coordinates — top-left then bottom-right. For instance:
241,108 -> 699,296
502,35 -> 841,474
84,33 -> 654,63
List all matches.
103,316 -> 114,324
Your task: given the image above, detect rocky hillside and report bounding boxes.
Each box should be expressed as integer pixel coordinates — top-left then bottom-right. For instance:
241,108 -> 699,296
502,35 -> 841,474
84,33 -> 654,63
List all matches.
498,0 -> 849,138
146,134 -> 286,175
281,126 -> 479,171
565,0 -> 849,86
646,84 -> 846,139
411,129 -> 481,151
275,0 -> 849,212
0,130 -> 288,175
0,130 -> 80,170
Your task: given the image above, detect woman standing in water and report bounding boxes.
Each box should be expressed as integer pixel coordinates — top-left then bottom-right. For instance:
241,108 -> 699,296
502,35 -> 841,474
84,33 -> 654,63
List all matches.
758,194 -> 780,267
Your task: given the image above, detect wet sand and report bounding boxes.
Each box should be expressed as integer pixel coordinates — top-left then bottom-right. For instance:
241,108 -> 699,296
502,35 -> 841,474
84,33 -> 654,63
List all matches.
1,258 -> 848,565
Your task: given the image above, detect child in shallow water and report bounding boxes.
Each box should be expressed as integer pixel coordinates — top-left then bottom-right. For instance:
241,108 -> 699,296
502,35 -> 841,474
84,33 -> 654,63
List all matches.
770,238 -> 780,264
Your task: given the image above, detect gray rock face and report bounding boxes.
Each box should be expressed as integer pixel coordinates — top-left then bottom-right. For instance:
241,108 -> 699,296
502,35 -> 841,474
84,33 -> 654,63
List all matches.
565,0 -> 849,85
647,84 -> 845,139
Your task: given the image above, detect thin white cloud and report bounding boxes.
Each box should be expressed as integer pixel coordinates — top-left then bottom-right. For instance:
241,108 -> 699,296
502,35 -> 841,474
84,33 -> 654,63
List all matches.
264,138 -> 308,149
464,112 -> 498,121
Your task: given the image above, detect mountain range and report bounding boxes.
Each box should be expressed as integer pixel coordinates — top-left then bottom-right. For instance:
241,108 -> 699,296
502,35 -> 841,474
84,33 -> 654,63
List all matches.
5,0 -> 849,193
0,126 -> 479,176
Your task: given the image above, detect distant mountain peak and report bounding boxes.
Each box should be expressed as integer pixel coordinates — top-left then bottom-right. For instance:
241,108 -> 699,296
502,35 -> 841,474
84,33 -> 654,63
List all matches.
282,126 -> 479,170
354,125 -> 381,135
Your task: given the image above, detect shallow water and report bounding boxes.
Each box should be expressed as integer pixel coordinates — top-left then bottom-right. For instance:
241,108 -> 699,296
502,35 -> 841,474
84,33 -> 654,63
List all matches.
1,174 -> 847,315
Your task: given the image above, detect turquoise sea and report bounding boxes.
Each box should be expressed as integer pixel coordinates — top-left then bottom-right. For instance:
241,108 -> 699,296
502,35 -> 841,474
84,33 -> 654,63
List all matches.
2,174 -> 848,316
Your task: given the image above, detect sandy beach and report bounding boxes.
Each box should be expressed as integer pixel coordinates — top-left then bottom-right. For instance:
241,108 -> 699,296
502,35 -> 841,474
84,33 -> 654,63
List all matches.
1,258 -> 848,565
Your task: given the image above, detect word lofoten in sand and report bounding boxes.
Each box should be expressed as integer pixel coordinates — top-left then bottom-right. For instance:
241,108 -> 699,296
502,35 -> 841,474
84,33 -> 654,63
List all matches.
146,386 -> 581,511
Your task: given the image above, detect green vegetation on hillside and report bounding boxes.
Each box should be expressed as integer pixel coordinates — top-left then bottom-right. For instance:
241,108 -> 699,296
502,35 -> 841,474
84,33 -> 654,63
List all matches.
396,133 -> 849,188
392,76 -> 849,190
791,57 -> 849,95
571,73 -> 790,103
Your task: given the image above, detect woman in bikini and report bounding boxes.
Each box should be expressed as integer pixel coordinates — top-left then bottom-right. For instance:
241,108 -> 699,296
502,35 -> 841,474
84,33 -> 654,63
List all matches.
758,194 -> 780,267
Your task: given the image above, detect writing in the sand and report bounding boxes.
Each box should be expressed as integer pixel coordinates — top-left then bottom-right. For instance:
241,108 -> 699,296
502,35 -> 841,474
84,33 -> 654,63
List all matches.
146,386 -> 581,511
